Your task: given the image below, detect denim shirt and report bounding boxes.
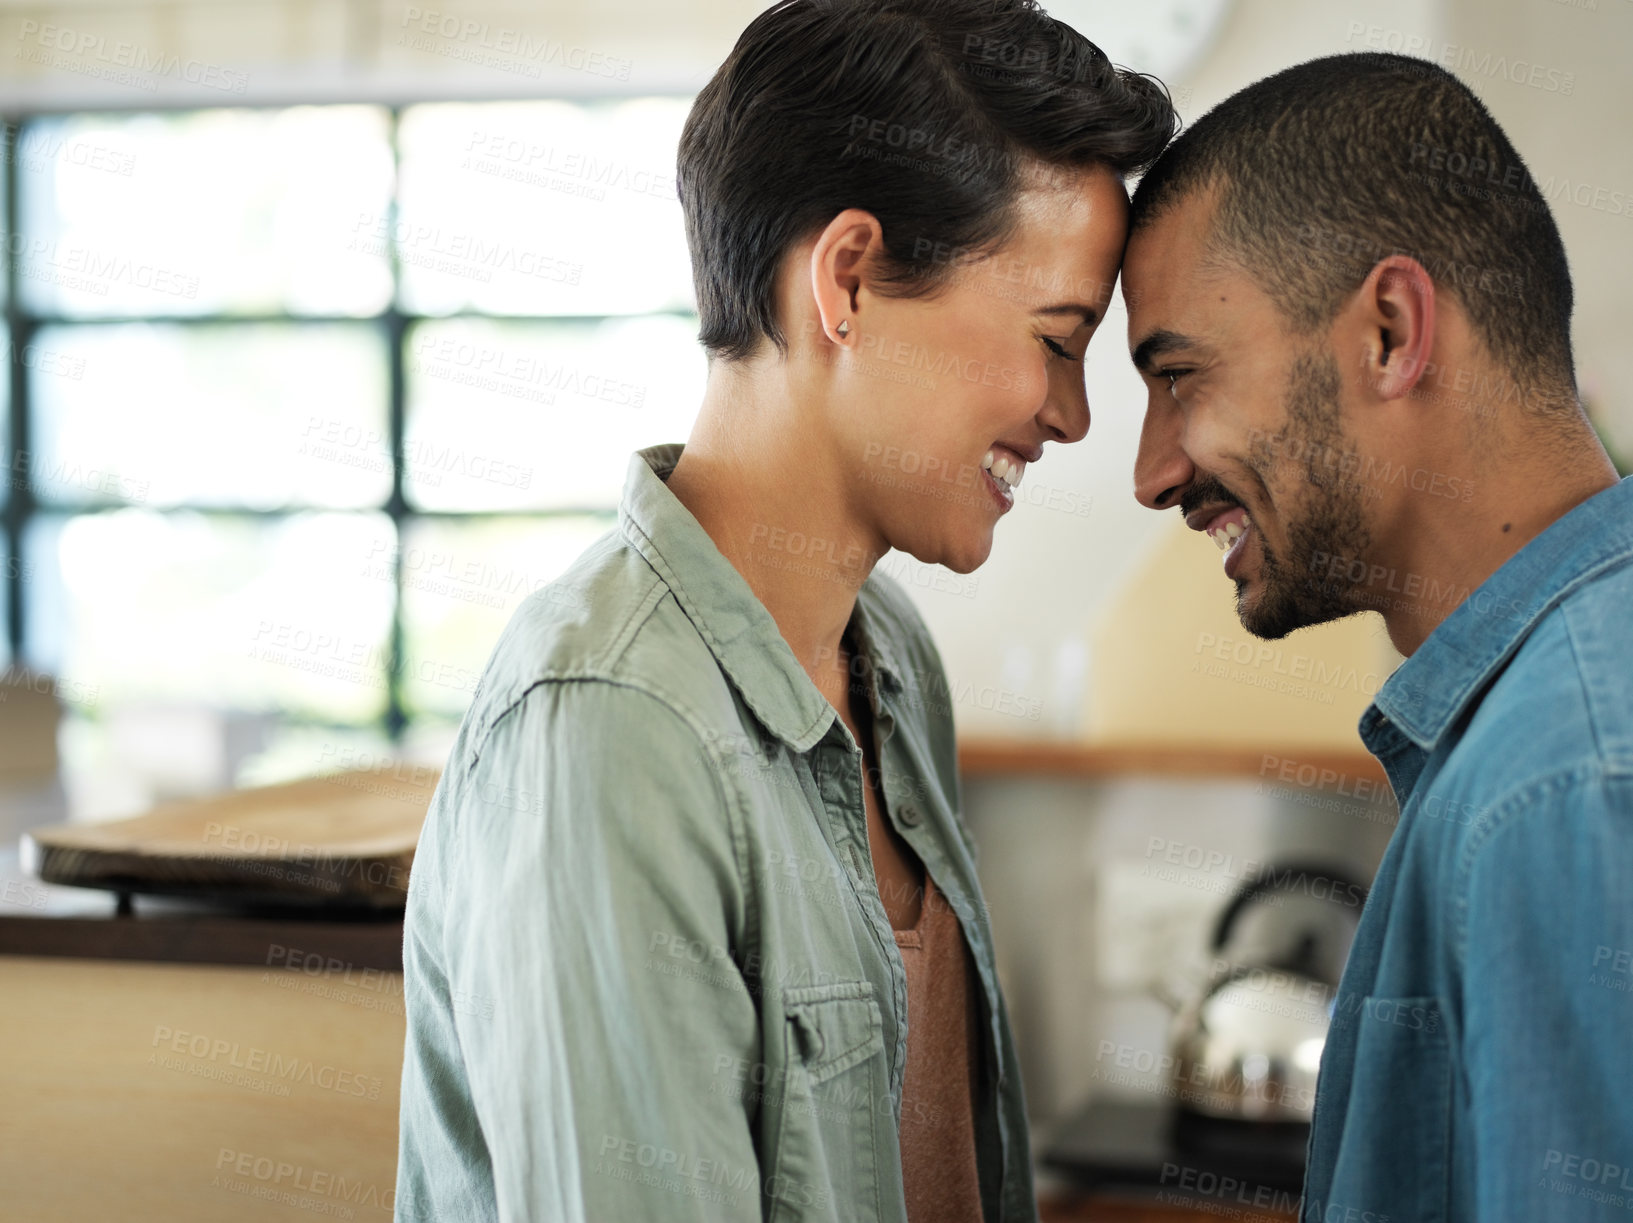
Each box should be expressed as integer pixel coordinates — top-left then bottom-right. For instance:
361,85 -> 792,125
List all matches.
1303,477 -> 1633,1223
394,444 -> 1037,1223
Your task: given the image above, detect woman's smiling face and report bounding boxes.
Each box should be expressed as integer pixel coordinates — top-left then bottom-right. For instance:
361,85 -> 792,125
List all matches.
795,164 -> 1131,574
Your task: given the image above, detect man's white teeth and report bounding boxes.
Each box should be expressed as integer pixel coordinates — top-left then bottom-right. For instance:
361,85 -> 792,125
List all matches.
981,448 -> 1025,491
1210,515 -> 1251,551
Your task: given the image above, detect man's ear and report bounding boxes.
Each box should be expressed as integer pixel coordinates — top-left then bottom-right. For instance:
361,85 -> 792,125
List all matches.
809,208 -> 884,345
1355,254 -> 1436,401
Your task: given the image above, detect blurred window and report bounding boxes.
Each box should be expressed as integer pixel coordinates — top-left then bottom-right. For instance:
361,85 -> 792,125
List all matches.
0,101 -> 703,793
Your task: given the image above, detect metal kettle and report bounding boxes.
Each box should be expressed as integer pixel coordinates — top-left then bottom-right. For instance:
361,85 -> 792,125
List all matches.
1166,862 -> 1368,1124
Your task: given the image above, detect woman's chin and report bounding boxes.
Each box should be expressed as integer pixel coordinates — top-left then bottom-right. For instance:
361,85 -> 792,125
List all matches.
877,516 -> 996,580
943,542 -> 992,575
924,530 -> 995,577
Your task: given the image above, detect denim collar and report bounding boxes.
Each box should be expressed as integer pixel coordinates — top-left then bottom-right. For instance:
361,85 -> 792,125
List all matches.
618,443 -> 905,752
1362,476 -> 1633,756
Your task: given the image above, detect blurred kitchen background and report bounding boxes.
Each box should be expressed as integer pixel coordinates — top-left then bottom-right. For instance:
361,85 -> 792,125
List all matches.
0,0 -> 1629,1218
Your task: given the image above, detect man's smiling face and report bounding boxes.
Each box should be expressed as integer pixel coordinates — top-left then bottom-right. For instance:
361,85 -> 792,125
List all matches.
1121,188 -> 1373,640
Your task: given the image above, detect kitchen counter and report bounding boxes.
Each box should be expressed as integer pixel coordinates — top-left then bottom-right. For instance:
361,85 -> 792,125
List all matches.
1,846 -> 407,1222
0,847 -> 403,970
1041,1189 -> 1296,1221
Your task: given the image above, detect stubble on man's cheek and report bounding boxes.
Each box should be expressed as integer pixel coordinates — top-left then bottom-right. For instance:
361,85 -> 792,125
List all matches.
1239,349 -> 1374,638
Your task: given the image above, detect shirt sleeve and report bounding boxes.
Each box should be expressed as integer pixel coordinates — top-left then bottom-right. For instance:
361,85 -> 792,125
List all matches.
415,678 -> 764,1223
1462,771 -> 1633,1222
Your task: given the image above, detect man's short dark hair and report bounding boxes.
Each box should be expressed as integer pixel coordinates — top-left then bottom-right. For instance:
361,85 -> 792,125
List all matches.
1130,52 -> 1575,402
679,0 -> 1177,362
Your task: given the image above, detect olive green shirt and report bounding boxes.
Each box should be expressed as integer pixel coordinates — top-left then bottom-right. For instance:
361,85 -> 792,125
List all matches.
395,443 -> 1038,1223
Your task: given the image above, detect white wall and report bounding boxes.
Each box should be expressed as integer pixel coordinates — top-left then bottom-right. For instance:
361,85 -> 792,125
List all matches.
1441,0 -> 1633,456
0,0 -> 771,106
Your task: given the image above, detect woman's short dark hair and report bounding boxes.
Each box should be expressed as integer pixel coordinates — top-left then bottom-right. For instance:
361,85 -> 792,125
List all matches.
678,0 -> 1178,362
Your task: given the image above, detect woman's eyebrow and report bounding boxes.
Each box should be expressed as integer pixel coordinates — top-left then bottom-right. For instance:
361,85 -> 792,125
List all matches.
1034,303 -> 1098,326
1130,328 -> 1200,374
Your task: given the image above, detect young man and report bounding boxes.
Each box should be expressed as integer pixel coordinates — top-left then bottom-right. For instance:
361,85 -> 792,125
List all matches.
1120,52 -> 1632,1223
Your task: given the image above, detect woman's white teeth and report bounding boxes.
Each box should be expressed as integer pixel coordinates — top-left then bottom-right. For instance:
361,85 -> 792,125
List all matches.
981,448 -> 1025,491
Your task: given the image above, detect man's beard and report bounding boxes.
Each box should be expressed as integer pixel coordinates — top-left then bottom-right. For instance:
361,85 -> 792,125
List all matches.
1236,348 -> 1373,640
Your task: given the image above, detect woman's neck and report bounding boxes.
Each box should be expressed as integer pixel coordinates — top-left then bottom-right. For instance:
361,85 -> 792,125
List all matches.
665,377 -> 888,707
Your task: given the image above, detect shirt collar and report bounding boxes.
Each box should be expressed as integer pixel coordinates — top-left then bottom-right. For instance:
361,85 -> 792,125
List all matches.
617,444 -> 903,752
1363,475 -> 1633,755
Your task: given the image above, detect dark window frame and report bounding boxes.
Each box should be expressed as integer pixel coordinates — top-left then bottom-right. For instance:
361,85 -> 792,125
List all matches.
0,103 -> 691,744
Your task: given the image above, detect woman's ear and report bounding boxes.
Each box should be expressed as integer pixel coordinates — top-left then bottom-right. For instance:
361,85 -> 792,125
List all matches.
809,208 -> 884,345
1356,254 -> 1436,401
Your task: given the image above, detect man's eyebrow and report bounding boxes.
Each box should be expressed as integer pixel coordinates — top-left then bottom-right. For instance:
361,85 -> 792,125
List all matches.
1035,303 -> 1098,326
1130,329 -> 1200,374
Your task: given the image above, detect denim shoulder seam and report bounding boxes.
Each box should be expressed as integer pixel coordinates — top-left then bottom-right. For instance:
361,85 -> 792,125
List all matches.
1397,544 -> 1633,749
1560,592 -> 1633,779
467,669 -> 756,949
467,578 -> 670,771
1450,761 -> 1606,967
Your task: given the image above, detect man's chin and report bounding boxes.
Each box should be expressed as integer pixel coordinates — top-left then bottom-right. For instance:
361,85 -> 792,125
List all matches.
1234,579 -> 1350,641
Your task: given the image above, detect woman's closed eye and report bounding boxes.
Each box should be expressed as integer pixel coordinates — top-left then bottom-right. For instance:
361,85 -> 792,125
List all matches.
1041,336 -> 1081,362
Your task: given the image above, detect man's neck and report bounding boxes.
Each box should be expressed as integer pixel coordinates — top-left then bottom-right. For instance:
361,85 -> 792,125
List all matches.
1378,445 -> 1620,655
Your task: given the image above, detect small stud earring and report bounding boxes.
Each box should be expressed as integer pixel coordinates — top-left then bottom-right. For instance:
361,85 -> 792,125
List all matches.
836,320 -> 850,340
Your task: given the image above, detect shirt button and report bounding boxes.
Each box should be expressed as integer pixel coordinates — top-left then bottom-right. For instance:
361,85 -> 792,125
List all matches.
900,804 -> 923,827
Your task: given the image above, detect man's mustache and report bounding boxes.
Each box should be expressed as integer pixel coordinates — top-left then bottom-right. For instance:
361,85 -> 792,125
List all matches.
1178,474 -> 1242,520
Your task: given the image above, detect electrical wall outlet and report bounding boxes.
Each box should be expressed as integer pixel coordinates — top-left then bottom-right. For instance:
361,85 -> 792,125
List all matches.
1096,858 -> 1226,994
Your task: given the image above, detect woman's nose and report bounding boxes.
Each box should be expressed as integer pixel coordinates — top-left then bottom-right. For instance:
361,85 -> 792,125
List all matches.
1038,374 -> 1090,445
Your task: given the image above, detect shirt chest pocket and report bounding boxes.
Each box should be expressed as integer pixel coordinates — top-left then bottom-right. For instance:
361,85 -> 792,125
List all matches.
1320,994 -> 1452,1223
767,981 -> 890,1223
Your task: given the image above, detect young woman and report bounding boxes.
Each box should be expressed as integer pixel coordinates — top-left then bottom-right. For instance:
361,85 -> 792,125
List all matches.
395,3 -> 1174,1221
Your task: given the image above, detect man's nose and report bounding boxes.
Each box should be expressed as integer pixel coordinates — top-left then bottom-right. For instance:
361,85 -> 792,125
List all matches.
1133,399 -> 1194,510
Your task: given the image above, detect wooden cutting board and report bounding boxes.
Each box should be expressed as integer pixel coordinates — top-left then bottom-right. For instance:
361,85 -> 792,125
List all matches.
19,766 -> 440,909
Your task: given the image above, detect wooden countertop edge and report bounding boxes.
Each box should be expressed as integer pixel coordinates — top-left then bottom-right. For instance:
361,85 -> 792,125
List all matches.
1039,1189 -> 1298,1222
957,739 -> 1388,786
0,911 -> 404,971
